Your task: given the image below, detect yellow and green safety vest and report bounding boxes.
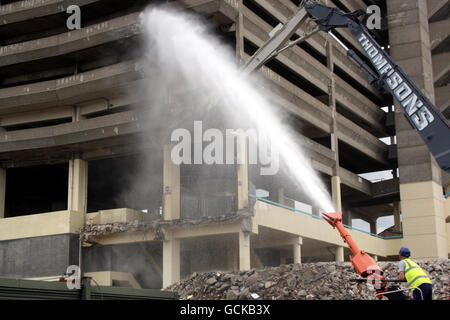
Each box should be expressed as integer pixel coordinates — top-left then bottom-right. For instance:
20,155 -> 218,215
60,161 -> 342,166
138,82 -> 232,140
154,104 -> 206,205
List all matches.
402,258 -> 432,291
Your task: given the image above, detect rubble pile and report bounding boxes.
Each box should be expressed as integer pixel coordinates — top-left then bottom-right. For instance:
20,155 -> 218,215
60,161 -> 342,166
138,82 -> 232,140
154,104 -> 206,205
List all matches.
166,260 -> 449,300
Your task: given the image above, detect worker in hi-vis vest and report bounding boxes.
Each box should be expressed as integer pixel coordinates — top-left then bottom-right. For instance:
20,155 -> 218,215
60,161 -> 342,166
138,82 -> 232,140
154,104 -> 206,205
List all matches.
398,247 -> 433,300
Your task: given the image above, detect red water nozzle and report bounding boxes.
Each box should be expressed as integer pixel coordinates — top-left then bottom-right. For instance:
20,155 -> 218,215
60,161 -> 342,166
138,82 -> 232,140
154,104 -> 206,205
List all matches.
322,212 -> 342,228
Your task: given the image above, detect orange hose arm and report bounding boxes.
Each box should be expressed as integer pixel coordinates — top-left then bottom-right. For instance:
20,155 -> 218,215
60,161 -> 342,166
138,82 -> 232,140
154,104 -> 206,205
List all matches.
322,212 -> 383,278
334,219 -> 361,256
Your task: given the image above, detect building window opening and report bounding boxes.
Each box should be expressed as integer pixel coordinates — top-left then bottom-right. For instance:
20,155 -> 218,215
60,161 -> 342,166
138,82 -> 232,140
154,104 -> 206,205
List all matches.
87,153 -> 162,215
5,163 -> 68,218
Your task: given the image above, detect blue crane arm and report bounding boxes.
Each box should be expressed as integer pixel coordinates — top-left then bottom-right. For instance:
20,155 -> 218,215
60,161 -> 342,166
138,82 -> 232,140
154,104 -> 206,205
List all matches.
305,3 -> 450,172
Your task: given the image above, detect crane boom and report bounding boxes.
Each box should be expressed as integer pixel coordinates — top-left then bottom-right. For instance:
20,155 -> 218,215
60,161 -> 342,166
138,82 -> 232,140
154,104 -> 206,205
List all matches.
244,2 -> 450,172
242,7 -> 311,74
305,3 -> 450,172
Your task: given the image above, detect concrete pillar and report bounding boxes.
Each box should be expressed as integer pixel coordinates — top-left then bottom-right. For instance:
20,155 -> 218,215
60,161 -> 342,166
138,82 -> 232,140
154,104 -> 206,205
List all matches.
326,32 -> 341,191
0,169 -> 5,219
370,220 -> 377,235
163,144 -> 180,220
388,0 -> 447,259
235,0 -> 244,62
293,237 -> 302,264
239,231 -> 250,271
327,34 -> 343,219
162,238 -> 180,288
331,176 -> 342,212
72,105 -> 86,122
335,246 -> 344,262
373,255 -> 378,262
345,209 -> 353,227
277,187 -> 285,205
399,182 -> 447,258
237,138 -> 248,210
68,158 -> 88,213
393,202 -> 402,232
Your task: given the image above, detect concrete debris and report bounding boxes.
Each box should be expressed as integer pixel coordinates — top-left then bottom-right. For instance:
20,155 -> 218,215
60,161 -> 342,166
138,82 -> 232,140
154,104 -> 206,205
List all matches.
251,293 -> 260,299
166,260 -> 449,300
79,213 -> 252,244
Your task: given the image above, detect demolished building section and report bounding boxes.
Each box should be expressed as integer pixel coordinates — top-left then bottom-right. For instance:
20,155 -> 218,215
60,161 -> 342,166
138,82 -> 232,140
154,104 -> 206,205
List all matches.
0,0 -> 448,292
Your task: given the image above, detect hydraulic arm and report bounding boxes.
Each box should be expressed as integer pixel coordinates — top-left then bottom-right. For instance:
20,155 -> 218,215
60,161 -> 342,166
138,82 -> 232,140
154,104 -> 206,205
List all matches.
322,212 -> 385,284
322,212 -> 381,277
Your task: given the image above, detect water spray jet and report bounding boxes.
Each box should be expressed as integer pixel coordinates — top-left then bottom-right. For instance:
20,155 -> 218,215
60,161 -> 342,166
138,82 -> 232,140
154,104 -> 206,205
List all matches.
139,7 -> 335,213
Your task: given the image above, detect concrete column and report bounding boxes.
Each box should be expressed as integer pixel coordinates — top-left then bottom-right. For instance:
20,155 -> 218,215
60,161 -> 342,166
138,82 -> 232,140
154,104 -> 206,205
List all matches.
370,220 -> 377,235
335,246 -> 344,262
293,237 -> 302,264
277,187 -> 285,205
237,138 -> 248,210
331,176 -> 342,212
388,0 -> 447,258
239,231 -> 250,271
326,32 -> 340,182
0,168 -> 5,219
327,35 -> 343,218
345,209 -> 353,227
72,105 -> 86,122
163,144 -> 180,220
68,158 -> 88,213
373,255 -> 378,262
235,0 -> 244,62
393,202 -> 402,232
162,238 -> 180,288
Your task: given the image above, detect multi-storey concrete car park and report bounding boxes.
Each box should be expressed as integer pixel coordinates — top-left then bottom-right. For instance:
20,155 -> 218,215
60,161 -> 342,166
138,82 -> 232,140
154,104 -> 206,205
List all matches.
0,0 -> 448,289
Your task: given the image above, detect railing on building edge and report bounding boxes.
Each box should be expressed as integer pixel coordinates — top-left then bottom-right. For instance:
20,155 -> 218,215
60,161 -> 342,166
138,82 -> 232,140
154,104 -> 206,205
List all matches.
249,194 -> 403,240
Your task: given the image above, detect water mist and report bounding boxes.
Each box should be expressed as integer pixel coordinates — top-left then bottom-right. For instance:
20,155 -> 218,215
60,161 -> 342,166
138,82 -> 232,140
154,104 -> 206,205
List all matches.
139,7 -> 335,213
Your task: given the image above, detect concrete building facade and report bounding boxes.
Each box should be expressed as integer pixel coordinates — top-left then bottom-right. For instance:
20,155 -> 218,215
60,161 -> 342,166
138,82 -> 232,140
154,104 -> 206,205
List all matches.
0,0 -> 448,289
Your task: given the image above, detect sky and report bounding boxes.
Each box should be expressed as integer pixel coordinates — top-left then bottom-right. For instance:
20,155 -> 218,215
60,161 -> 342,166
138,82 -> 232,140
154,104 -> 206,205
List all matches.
352,216 -> 395,234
